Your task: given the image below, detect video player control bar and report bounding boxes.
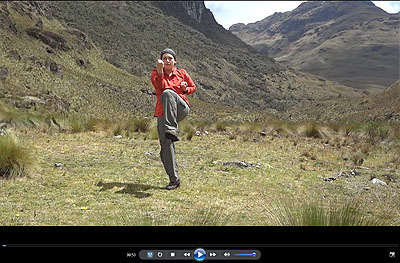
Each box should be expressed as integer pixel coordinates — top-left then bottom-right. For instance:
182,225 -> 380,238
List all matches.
139,249 -> 261,261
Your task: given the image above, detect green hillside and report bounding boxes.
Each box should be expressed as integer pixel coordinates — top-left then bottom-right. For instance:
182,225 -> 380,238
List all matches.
48,1 -> 362,113
0,1 -> 156,120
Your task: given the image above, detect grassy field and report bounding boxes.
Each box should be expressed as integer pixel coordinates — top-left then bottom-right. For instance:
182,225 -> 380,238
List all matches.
0,119 -> 399,226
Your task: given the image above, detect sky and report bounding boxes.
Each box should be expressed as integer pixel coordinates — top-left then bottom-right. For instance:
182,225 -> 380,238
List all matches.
204,1 -> 400,29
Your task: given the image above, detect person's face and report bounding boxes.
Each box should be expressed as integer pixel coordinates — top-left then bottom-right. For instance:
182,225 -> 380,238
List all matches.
162,53 -> 176,69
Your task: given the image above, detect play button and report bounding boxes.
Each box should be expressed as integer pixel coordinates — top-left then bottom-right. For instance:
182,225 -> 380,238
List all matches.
194,248 -> 206,261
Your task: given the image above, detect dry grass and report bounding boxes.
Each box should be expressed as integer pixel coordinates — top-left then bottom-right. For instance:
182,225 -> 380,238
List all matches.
264,195 -> 392,226
0,117 -> 399,225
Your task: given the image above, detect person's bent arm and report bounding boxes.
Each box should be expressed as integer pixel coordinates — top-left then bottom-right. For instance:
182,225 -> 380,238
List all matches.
151,59 -> 165,91
182,69 -> 196,95
156,59 -> 164,75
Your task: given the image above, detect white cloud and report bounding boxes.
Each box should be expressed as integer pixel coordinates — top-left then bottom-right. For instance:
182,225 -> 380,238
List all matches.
372,1 -> 400,14
205,1 -> 400,30
204,1 -> 304,29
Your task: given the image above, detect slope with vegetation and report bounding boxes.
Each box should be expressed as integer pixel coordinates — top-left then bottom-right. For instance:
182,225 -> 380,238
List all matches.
230,1 -> 399,92
48,1 -> 362,114
0,1 -> 156,120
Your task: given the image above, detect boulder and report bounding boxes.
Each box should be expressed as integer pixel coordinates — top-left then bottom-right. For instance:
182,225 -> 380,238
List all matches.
76,58 -> 90,68
223,161 -> 261,169
45,61 -> 62,76
35,18 -> 43,29
25,28 -> 69,51
370,178 -> 387,186
0,67 -> 8,80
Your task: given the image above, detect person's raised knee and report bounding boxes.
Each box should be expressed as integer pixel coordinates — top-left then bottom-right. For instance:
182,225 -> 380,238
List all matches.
161,89 -> 175,99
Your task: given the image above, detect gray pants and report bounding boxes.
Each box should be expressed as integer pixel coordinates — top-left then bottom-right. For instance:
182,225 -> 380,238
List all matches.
157,89 -> 190,183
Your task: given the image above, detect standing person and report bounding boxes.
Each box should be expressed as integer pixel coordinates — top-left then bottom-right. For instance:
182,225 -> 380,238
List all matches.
150,48 -> 196,190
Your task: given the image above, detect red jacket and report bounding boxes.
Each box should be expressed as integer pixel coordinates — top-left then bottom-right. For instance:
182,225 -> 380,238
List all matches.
151,68 -> 196,117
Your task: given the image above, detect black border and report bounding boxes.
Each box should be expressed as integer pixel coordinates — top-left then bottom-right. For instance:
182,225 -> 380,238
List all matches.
1,226 -> 399,262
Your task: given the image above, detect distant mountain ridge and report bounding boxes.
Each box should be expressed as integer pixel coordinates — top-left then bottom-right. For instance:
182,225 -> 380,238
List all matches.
4,1 -> 391,123
230,1 -> 399,93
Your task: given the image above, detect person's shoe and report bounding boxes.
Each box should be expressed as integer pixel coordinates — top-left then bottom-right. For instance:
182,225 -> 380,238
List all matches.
165,130 -> 179,142
166,180 -> 180,190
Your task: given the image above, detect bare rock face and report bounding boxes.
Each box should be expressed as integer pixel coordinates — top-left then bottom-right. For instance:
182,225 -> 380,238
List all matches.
65,29 -> 93,49
153,1 -> 255,51
153,1 -> 205,23
180,1 -> 204,23
25,28 -> 70,51
0,7 -> 18,35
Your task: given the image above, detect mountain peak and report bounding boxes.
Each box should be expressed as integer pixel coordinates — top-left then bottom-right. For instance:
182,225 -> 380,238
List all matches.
230,1 -> 398,91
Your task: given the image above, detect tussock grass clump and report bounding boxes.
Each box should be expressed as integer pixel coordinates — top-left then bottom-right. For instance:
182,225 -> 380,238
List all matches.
327,123 -> 341,133
215,121 -> 228,132
350,151 -> 365,165
0,134 -> 34,179
0,104 -> 46,129
342,123 -> 361,137
178,120 -> 195,141
194,120 -> 212,132
185,204 -> 229,226
132,118 -> 151,133
112,124 -> 123,136
393,123 -> 400,141
365,122 -> 390,145
238,122 -> 264,133
268,120 -> 292,135
145,119 -> 158,140
86,117 -> 104,132
69,117 -> 88,133
302,121 -> 321,138
301,151 -> 316,160
229,133 -> 237,140
0,105 -> 20,124
266,196 -> 390,226
184,126 -> 195,141
390,149 -> 400,169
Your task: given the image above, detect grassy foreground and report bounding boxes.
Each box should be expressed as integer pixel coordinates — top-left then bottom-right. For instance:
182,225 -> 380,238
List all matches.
0,123 -> 399,226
